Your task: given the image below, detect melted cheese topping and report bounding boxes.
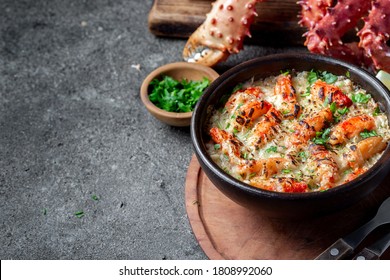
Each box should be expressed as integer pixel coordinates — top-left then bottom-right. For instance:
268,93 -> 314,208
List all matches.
207,71 -> 390,193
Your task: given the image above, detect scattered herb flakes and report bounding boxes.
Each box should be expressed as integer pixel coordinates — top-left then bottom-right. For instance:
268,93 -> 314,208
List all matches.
282,169 -> 291,174
307,69 -> 319,84
329,102 -> 337,113
313,127 -> 331,145
265,146 -> 278,153
249,172 -> 257,179
307,70 -> 338,84
322,128 -> 331,138
214,144 -> 221,150
321,71 -> 338,84
280,69 -> 290,76
301,90 -> 311,97
344,168 -> 353,175
232,83 -> 243,93
75,211 -> 84,218
323,97 -> 330,107
346,71 -> 351,78
298,151 -> 308,161
337,107 -> 349,115
307,69 -> 338,99
352,92 -> 371,104
148,76 -> 210,113
42,208 -> 47,215
91,195 -> 99,201
360,130 -> 378,139
295,170 -> 304,181
373,107 -> 381,116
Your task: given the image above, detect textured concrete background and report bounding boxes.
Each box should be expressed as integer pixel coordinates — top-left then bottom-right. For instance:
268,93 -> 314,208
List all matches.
0,0 -> 302,259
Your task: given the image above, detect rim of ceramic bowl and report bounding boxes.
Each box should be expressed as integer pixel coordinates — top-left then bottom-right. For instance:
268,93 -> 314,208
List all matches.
191,52 -> 390,202
140,62 -> 220,121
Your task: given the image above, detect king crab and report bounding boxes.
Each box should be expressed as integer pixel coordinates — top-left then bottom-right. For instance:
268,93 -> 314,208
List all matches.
182,0 -> 390,73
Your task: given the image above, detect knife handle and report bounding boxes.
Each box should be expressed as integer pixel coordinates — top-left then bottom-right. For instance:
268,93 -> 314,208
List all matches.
353,248 -> 380,260
316,239 -> 354,260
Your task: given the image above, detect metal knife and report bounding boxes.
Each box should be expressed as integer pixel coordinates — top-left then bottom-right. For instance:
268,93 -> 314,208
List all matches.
352,231 -> 390,260
316,197 -> 390,260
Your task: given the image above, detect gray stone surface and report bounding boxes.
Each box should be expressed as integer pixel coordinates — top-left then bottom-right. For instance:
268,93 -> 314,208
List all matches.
0,0 -> 303,259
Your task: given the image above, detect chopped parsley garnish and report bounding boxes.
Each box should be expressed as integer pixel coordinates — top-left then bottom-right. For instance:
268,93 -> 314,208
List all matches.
313,127 -> 331,145
307,70 -> 319,84
337,107 -> 349,115
265,146 -> 278,153
42,208 -> 47,215
298,151 -> 308,161
282,169 -> 291,174
305,69 -> 338,97
148,76 -> 210,113
343,168 -> 353,175
91,195 -> 99,201
280,69 -> 291,76
360,130 -> 378,139
331,103 -> 349,123
321,71 -> 338,84
346,71 -> 351,78
329,102 -> 337,113
232,83 -> 243,93
307,69 -> 338,84
236,103 -> 244,109
214,144 -> 221,150
352,92 -> 371,104
75,211 -> 84,218
373,107 -> 381,116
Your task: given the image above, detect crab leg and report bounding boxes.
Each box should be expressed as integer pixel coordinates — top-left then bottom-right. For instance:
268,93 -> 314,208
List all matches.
182,0 -> 264,66
298,0 -> 334,29
301,0 -> 371,67
358,0 -> 390,73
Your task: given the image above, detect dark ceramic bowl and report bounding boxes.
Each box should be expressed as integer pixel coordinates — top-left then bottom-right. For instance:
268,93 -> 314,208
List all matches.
191,53 -> 390,219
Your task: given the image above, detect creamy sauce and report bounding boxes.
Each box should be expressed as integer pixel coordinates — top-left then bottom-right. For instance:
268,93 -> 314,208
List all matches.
207,71 -> 390,193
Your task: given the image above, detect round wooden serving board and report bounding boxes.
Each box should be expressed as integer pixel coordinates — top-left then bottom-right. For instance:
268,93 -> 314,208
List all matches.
185,155 -> 390,260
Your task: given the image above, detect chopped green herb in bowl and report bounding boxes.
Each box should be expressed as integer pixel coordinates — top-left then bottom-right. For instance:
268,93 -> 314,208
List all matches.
149,76 -> 210,113
140,62 -> 219,126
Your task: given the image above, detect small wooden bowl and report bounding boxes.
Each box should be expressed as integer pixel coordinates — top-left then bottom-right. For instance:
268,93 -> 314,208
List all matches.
140,62 -> 219,126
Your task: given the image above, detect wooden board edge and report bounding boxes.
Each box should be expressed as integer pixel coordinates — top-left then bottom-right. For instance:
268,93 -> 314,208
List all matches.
185,155 -> 225,260
148,3 -> 205,38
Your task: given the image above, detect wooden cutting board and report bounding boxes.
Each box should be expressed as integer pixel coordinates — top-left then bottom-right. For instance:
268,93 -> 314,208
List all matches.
185,155 -> 390,260
148,0 -> 306,45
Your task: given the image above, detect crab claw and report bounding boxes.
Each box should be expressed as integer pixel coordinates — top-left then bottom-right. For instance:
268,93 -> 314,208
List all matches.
182,0 -> 263,67
182,26 -> 230,66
